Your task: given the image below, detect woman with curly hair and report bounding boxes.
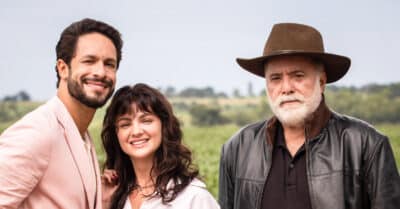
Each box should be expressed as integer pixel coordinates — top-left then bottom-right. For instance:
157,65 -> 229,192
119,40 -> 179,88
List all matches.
101,83 -> 219,209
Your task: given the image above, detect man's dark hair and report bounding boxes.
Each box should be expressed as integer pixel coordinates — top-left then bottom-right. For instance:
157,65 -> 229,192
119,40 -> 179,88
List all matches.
55,18 -> 123,87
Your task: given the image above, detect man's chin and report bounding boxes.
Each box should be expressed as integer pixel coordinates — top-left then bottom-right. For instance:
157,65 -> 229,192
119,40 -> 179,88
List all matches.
75,93 -> 110,108
276,106 -> 304,114
275,108 -> 308,126
82,99 -> 107,108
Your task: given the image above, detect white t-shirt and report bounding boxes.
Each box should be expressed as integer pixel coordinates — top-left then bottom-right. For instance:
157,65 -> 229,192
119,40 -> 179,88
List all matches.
123,178 -> 220,209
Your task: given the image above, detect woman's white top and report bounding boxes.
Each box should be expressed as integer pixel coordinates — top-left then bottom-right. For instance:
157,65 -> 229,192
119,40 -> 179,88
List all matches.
123,178 -> 220,209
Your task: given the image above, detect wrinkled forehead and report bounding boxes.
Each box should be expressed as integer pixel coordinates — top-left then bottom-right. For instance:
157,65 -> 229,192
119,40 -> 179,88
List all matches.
263,55 -> 320,75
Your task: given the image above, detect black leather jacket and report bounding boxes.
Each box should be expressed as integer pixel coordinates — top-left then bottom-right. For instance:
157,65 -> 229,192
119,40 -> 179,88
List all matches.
218,102 -> 400,209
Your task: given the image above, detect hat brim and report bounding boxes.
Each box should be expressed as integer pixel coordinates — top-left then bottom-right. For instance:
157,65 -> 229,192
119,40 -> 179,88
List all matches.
236,51 -> 351,83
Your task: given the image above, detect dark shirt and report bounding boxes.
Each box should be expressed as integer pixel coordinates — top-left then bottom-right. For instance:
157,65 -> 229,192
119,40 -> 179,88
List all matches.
261,125 -> 312,209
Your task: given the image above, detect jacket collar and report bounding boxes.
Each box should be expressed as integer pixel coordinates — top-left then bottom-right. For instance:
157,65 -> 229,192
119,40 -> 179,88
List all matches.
266,95 -> 332,145
50,96 -> 100,209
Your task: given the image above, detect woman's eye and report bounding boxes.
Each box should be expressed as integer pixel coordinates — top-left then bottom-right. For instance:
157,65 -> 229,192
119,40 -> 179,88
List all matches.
142,119 -> 153,124
118,123 -> 130,128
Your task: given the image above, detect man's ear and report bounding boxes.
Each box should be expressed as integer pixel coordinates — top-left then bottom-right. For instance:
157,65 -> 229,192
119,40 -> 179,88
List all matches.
56,59 -> 69,80
320,71 -> 327,93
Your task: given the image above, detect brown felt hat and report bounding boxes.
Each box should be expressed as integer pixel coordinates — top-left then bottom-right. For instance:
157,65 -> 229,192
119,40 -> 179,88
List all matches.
236,23 -> 351,83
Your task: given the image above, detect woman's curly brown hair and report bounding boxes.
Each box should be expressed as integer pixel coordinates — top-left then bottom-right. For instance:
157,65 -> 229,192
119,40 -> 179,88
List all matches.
101,83 -> 199,209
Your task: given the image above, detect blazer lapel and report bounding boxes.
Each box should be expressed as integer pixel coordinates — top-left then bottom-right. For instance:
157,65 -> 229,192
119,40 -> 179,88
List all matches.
50,97 -> 96,209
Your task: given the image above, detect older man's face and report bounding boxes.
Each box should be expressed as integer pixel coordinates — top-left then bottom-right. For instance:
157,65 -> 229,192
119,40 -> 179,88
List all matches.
264,56 -> 326,127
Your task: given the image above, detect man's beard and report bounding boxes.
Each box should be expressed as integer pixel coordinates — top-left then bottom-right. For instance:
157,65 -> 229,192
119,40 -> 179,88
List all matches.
67,75 -> 114,109
267,78 -> 322,128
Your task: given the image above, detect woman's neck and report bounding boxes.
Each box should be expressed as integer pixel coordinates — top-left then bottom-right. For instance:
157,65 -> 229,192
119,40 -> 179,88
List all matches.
131,157 -> 156,187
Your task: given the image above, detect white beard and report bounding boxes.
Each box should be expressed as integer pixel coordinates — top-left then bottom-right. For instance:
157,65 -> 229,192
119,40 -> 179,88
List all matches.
267,78 -> 322,128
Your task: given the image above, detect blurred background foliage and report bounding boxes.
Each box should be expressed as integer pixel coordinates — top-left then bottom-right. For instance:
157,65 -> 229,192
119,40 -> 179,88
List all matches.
1,82 -> 400,198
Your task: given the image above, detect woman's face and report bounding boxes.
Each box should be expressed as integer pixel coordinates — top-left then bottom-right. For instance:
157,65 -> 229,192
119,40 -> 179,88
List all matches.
115,103 -> 162,162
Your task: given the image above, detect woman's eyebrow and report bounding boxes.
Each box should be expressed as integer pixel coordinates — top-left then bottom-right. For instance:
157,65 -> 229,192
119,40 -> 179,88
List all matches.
115,116 -> 131,123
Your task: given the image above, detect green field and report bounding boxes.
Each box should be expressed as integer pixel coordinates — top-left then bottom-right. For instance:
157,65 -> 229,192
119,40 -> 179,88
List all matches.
1,101 -> 400,198
90,122 -> 400,198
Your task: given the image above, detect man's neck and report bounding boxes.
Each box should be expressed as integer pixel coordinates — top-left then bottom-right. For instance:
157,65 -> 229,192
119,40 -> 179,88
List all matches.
57,90 -> 96,138
282,125 -> 306,157
283,125 -> 305,141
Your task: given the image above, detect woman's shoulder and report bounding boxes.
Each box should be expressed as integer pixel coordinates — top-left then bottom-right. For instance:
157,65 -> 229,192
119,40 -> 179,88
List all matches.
173,178 -> 220,208
141,178 -> 220,209
177,178 -> 209,195
187,178 -> 207,189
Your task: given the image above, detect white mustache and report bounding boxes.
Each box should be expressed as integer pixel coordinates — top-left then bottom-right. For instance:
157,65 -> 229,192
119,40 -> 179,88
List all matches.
275,95 -> 305,105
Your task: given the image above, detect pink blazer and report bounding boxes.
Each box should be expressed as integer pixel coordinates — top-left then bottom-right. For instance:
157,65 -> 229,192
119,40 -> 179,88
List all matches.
0,97 -> 102,209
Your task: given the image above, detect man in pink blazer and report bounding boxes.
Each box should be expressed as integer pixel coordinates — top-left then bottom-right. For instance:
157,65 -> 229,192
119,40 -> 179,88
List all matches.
0,18 -> 123,209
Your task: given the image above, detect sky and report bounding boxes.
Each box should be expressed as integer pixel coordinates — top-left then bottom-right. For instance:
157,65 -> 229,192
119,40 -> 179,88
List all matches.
1,0 -> 399,101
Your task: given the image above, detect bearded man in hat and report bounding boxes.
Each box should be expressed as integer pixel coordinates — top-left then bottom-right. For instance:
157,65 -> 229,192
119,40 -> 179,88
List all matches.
218,23 -> 400,209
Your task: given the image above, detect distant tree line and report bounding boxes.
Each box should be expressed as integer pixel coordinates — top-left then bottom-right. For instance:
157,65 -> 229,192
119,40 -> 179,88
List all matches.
185,101 -> 270,127
159,82 -> 266,98
0,90 -> 36,123
328,83 -> 400,97
1,90 -> 31,102
1,83 -> 400,125
325,83 -> 400,124
160,86 -> 228,98
175,82 -> 400,126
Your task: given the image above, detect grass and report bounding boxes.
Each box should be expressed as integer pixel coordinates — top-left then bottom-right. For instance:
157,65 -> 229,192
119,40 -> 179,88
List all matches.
1,101 -> 399,199
91,122 -> 400,198
182,124 -> 238,197
376,123 -> 400,169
